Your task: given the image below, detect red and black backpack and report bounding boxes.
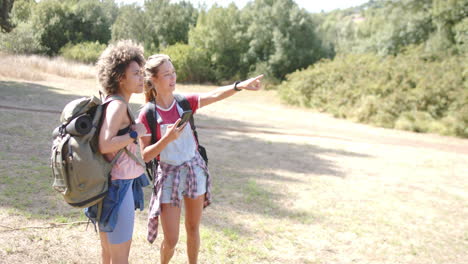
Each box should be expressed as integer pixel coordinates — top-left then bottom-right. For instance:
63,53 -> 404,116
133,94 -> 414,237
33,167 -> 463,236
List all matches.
142,94 -> 208,181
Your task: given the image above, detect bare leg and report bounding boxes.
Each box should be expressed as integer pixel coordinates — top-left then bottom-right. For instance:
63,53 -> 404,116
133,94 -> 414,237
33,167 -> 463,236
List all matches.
184,195 -> 205,264
160,203 -> 182,264
99,232 -> 111,264
99,232 -> 132,264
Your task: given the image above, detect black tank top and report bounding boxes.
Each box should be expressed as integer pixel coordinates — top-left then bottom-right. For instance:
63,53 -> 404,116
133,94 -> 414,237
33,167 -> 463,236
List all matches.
117,126 -> 131,136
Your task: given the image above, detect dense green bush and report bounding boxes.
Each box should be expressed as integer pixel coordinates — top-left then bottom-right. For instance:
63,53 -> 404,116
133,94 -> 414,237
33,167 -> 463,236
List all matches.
0,0 -> 43,54
0,21 -> 44,54
278,46 -> 468,138
160,43 -> 213,83
21,0 -> 115,55
453,17 -> 468,54
59,41 -> 106,64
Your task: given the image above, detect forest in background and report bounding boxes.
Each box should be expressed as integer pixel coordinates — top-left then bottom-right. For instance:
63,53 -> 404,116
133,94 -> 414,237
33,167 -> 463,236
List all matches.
0,0 -> 466,137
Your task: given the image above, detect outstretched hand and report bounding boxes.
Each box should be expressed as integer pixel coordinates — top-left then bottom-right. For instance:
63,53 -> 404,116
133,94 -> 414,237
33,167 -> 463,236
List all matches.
237,74 -> 264,91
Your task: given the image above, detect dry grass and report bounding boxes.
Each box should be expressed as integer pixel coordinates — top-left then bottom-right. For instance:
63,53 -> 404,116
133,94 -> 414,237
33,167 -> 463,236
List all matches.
0,57 -> 467,264
0,53 -> 95,81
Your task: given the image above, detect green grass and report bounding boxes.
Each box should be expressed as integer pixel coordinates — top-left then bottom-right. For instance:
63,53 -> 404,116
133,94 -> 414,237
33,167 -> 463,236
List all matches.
244,179 -> 272,205
200,226 -> 269,263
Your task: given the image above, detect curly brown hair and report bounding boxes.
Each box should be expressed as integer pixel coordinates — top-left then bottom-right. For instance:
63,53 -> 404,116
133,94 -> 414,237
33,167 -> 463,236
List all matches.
96,40 -> 145,95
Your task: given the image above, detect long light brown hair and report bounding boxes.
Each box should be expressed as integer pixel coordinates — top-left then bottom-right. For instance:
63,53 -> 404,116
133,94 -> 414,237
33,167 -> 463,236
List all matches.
144,54 -> 172,102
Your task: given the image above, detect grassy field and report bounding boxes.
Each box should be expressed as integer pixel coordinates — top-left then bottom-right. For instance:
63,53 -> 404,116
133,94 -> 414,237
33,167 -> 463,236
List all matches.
0,54 -> 467,264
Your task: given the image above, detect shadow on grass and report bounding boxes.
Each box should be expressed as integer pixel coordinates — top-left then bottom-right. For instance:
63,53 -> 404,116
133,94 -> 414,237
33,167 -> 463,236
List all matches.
0,80 -> 146,220
194,116 -> 371,235
0,80 -> 372,236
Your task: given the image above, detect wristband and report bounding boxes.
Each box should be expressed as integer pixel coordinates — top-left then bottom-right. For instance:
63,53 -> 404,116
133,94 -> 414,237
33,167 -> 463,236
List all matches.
129,130 -> 138,139
233,81 -> 242,91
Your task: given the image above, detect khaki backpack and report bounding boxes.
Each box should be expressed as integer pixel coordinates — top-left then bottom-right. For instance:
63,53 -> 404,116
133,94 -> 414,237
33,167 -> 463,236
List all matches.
50,95 -> 143,208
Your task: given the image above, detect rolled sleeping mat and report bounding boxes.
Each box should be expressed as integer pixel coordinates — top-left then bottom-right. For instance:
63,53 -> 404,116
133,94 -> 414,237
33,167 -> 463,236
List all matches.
66,114 -> 92,136
52,126 -> 61,138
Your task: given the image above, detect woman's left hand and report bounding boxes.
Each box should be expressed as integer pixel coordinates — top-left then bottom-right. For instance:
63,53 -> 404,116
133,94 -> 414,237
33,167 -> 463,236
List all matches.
237,74 -> 264,91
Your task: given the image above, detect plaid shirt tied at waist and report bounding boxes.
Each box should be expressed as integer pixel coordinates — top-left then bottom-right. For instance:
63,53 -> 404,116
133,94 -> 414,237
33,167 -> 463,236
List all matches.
147,152 -> 211,244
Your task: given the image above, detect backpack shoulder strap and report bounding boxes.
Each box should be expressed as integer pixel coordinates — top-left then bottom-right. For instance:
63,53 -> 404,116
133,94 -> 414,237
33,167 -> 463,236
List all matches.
105,95 -> 136,124
101,95 -> 139,165
174,94 -> 198,141
141,101 -> 158,181
143,101 -> 157,145
173,94 -> 208,165
124,148 -> 145,167
174,94 -> 191,111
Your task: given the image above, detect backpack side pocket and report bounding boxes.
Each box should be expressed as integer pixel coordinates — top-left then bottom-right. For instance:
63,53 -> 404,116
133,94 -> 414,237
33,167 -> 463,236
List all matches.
51,134 -> 71,194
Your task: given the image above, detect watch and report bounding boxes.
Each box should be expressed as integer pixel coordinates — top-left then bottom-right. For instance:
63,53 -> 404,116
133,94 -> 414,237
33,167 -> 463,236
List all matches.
233,81 -> 242,91
129,130 -> 138,139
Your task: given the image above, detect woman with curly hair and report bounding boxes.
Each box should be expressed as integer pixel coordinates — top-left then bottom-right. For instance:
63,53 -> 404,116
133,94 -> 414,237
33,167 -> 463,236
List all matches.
86,40 -> 148,264
138,54 -> 263,264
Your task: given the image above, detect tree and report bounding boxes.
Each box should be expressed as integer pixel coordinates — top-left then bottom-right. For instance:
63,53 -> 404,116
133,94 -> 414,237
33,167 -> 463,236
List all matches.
69,0 -> 113,44
10,0 -> 34,23
240,0 -> 324,79
0,0 -> 14,32
143,0 -> 198,52
111,4 -> 146,45
316,0 -> 437,55
427,0 -> 468,52
189,4 -> 245,82
101,0 -> 119,26
0,0 -> 44,54
30,0 -> 70,55
29,0 -> 113,55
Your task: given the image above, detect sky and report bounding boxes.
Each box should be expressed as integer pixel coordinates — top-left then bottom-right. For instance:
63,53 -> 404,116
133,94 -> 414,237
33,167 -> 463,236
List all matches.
116,0 -> 370,13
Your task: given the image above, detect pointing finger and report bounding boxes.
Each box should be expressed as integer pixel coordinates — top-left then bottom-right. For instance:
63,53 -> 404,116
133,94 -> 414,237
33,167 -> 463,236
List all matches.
254,74 -> 264,81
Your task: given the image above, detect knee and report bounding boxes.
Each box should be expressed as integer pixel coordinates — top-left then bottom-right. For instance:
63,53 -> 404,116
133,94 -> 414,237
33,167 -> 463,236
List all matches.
185,221 -> 200,236
101,244 -> 110,260
163,234 -> 179,249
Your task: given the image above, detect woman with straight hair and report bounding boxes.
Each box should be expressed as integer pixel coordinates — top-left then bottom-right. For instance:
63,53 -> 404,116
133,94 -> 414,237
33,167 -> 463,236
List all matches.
138,54 -> 263,264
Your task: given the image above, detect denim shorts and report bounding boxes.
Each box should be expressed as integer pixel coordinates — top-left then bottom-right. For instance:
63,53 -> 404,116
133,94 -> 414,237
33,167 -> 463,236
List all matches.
106,181 -> 134,244
160,165 -> 207,204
